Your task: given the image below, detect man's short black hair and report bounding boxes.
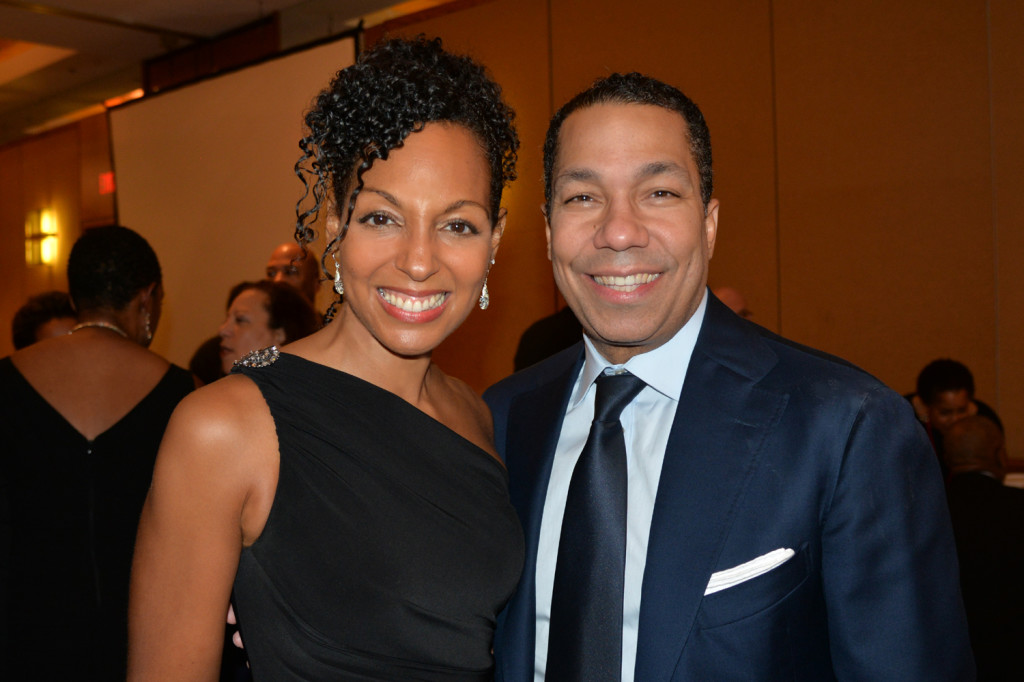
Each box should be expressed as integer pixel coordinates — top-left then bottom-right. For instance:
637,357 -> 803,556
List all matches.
543,72 -> 713,214
917,359 -> 975,405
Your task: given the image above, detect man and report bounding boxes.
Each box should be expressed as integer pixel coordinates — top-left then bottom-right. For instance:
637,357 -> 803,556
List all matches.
943,416 -> 1024,680
265,242 -> 320,304
484,73 -> 973,680
909,359 -> 1003,466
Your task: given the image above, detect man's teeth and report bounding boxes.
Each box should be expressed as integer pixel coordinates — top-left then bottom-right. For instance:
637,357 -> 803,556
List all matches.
593,273 -> 660,291
380,290 -> 447,312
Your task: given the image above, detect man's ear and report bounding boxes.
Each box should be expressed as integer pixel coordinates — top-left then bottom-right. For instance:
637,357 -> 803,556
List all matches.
542,204 -> 553,262
703,198 -> 720,260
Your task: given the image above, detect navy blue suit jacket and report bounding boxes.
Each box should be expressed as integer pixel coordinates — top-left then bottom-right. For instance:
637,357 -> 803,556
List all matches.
484,293 -> 974,681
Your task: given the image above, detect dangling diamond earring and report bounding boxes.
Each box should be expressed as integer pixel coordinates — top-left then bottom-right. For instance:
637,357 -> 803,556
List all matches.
478,280 -> 489,310
332,252 -> 344,296
479,256 -> 495,310
143,311 -> 152,343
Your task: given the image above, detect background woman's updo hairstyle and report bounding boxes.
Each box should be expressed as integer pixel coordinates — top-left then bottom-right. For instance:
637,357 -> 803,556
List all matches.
294,35 -> 519,319
67,225 -> 161,313
227,280 -> 319,344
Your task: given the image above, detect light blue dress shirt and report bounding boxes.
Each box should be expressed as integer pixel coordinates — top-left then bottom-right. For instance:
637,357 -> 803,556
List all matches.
534,292 -> 708,681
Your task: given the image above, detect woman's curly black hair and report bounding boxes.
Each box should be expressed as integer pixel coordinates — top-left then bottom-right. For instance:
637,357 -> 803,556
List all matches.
293,36 -> 518,319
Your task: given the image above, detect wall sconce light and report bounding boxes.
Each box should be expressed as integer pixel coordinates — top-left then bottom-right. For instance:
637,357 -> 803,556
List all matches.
25,208 -> 58,266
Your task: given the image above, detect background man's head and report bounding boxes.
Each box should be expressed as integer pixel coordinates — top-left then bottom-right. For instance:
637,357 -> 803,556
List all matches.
265,242 -> 319,303
942,415 -> 1007,479
542,73 -> 719,364
916,359 -> 976,434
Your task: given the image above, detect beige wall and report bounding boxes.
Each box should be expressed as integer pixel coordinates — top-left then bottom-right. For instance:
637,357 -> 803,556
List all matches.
5,0 -> 1021,455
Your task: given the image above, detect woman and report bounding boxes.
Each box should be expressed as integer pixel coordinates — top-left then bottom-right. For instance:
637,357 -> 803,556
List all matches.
0,225 -> 194,680
10,289 -> 77,349
129,37 -> 524,680
218,280 -> 319,375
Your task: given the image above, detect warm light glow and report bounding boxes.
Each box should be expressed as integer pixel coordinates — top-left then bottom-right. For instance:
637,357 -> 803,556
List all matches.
40,209 -> 58,265
103,89 -> 144,108
24,208 -> 59,266
24,88 -> 145,137
362,0 -> 453,27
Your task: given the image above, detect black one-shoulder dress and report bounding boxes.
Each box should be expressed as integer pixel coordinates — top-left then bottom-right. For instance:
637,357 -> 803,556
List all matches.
232,351 -> 524,681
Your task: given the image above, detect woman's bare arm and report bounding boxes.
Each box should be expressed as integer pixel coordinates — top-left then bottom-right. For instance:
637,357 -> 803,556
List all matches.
128,377 -> 277,681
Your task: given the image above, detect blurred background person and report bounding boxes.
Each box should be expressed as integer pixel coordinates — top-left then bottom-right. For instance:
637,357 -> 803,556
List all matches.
218,280 -> 318,376
712,285 -> 752,319
942,416 -> 1024,681
908,358 -> 1003,474
190,244 -> 322,385
513,305 -> 581,371
0,225 -> 194,680
265,242 -> 321,304
10,290 -> 77,349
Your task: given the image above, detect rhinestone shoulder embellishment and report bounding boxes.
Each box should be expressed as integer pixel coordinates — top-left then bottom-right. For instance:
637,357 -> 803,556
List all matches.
235,346 -> 280,368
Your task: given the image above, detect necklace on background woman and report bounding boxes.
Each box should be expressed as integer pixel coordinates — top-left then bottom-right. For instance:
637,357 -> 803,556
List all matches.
70,321 -> 128,338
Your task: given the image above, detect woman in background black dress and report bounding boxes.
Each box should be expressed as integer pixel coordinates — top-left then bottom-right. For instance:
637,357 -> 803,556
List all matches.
129,37 -> 524,681
0,225 -> 194,680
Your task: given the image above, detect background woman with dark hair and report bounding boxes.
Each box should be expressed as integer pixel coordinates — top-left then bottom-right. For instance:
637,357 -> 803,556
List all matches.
218,280 -> 319,376
0,225 -> 194,680
9,290 -> 77,349
129,37 -> 524,680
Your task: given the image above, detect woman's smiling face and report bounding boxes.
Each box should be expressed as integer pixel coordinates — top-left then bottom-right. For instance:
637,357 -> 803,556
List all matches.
331,122 -> 503,359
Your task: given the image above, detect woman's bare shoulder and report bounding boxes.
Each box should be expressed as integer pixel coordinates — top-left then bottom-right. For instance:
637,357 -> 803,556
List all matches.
162,374 -> 273,463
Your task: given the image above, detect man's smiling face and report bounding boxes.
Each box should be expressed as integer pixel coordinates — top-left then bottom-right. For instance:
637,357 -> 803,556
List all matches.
545,102 -> 719,364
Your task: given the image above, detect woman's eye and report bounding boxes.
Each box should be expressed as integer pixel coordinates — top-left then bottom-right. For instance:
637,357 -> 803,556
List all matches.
444,221 -> 478,235
359,212 -> 395,227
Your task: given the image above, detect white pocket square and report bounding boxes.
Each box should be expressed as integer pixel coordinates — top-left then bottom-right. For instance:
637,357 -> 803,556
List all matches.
704,547 -> 795,596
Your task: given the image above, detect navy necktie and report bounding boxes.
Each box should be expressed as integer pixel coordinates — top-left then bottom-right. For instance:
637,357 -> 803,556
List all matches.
546,371 -> 647,682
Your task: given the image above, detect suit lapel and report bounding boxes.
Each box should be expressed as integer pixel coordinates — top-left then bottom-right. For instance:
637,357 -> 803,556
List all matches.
635,298 -> 788,680
501,348 -> 583,682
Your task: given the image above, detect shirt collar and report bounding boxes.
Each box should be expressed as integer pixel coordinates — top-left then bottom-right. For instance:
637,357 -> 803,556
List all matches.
571,287 -> 708,407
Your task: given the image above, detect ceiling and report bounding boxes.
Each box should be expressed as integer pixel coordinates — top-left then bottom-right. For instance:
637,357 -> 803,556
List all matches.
0,0 -> 437,146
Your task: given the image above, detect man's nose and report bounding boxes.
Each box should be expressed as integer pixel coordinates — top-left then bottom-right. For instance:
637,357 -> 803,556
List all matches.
593,199 -> 649,251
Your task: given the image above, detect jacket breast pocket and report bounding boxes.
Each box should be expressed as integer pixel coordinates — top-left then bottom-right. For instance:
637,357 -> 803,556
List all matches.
697,543 -> 811,629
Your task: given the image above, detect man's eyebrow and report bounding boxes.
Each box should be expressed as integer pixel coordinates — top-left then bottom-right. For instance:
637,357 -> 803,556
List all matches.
635,161 -> 691,181
553,168 -> 599,186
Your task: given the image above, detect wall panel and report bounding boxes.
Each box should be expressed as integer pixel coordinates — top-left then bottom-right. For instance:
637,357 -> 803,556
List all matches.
991,0 -> 1024,457
773,0 -> 996,400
